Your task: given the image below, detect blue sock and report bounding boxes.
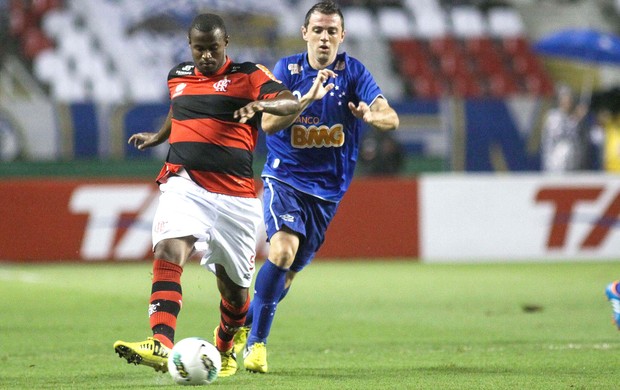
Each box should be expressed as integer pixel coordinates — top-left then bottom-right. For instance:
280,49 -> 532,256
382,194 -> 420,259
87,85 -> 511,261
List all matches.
245,286 -> 290,326
247,260 -> 288,345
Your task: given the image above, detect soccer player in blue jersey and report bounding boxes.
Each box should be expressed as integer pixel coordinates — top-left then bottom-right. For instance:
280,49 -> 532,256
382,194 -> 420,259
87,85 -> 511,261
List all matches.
235,0 -> 400,373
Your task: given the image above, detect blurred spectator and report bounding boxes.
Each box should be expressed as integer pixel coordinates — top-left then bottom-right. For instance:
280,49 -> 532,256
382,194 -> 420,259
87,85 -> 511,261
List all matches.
589,86 -> 620,171
541,84 -> 588,172
359,128 -> 405,176
598,109 -> 620,172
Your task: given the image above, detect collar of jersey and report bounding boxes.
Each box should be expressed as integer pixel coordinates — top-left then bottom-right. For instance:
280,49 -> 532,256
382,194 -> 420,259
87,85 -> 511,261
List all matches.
195,56 -> 232,78
302,52 -> 344,75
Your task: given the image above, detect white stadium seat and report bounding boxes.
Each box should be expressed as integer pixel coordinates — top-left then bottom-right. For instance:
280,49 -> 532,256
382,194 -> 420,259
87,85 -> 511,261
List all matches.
487,7 -> 526,37
342,7 -> 376,38
377,7 -> 414,39
451,6 -> 487,38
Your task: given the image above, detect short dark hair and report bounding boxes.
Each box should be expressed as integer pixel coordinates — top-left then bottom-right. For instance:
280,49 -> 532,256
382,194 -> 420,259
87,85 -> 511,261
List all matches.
303,1 -> 344,30
188,13 -> 228,37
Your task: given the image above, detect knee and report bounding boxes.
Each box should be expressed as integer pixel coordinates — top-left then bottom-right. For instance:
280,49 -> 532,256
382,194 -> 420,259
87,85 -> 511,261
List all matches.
154,245 -> 183,265
269,245 -> 296,268
153,237 -> 195,265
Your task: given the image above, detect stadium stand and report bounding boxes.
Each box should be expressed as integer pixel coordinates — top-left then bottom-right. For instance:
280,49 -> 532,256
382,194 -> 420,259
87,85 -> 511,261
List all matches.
5,0 -> 597,103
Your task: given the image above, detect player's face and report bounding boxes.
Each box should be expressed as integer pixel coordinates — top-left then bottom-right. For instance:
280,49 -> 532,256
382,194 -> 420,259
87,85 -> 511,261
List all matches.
189,27 -> 228,75
302,12 -> 345,69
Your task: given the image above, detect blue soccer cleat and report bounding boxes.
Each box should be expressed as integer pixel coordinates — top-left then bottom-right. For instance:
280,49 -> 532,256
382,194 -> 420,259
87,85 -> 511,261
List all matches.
605,281 -> 620,329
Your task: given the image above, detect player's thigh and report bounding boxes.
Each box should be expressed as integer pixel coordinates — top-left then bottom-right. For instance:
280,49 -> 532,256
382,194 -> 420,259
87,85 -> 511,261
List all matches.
152,177 -> 216,246
201,195 -> 262,288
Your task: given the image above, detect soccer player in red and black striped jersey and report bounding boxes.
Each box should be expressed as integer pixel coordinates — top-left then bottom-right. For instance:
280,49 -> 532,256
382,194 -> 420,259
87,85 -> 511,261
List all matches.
113,13 -> 334,377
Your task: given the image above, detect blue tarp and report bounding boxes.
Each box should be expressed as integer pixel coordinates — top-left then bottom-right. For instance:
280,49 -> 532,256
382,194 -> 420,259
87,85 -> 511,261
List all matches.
533,28 -> 620,65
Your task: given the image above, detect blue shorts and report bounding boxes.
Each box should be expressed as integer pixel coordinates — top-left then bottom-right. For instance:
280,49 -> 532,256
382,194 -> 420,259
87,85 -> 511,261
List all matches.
262,177 -> 338,272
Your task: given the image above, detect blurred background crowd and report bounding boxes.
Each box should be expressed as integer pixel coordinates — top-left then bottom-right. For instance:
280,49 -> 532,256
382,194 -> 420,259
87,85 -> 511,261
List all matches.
1,0 -> 620,175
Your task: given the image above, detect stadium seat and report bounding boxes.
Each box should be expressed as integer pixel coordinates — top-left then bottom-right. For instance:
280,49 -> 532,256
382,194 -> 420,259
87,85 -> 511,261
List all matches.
406,0 -> 450,38
389,38 -> 425,58
30,0 -> 63,20
396,53 -> 434,78
487,7 -> 525,38
341,7 -> 376,38
428,35 -> 459,56
127,74 -> 167,102
501,36 -> 530,56
463,36 -> 495,55
474,50 -> 506,76
438,51 -> 470,78
20,27 -> 54,60
41,8 -> 76,40
9,1 -> 32,38
56,25 -> 92,59
512,52 -> 544,77
452,74 -> 484,98
450,5 -> 487,38
410,74 -> 444,99
32,48 -> 64,84
276,2 -> 303,37
50,71 -> 87,102
488,72 -> 520,97
92,73 -> 126,103
377,7 -> 414,38
524,73 -> 555,96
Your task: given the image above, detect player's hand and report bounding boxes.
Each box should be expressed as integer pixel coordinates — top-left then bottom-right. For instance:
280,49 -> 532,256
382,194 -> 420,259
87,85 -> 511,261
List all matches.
305,69 -> 337,102
235,101 -> 264,124
128,132 -> 159,150
348,101 -> 372,122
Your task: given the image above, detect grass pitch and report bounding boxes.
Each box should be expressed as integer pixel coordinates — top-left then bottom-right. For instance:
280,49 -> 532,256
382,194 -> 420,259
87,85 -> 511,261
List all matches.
1,260 -> 619,389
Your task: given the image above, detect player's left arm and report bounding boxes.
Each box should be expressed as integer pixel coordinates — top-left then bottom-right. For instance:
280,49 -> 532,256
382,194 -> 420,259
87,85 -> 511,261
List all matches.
348,97 -> 399,131
234,90 -> 300,127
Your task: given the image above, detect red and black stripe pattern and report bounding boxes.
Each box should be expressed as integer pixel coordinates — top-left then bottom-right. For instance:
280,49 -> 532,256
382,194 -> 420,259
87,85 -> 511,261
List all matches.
149,259 -> 183,348
215,295 -> 250,352
157,58 -> 288,198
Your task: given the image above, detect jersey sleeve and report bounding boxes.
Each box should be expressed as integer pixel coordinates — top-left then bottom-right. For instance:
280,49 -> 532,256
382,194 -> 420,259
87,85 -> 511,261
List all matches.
272,58 -> 289,85
353,60 -> 383,105
252,63 -> 288,100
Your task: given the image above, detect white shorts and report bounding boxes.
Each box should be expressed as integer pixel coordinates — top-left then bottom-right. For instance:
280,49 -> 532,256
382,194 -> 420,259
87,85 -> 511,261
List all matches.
152,175 -> 262,288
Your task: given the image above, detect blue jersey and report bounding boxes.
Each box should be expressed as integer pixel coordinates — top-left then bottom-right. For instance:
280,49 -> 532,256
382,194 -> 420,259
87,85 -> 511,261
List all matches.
261,52 -> 383,203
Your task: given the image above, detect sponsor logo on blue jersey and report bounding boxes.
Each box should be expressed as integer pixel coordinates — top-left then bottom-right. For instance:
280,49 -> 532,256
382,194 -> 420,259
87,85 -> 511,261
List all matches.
291,124 -> 344,148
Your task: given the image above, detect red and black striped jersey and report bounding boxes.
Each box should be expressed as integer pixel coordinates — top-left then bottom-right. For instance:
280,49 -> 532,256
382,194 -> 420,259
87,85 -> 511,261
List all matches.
156,57 -> 288,198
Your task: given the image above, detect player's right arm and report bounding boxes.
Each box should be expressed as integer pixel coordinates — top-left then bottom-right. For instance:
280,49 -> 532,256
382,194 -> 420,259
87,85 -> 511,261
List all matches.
128,109 -> 172,150
261,68 -> 337,134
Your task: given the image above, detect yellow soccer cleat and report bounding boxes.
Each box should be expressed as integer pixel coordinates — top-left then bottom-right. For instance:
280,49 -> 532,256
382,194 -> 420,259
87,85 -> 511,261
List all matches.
244,342 -> 268,374
218,348 -> 238,377
233,326 -> 250,356
213,326 -> 238,377
113,337 -> 170,373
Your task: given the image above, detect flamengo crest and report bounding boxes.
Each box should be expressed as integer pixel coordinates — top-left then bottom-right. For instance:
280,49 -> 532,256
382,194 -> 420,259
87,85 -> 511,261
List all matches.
213,77 -> 231,92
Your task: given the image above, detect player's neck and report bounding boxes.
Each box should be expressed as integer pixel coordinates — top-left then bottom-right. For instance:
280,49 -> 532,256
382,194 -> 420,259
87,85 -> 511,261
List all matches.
307,53 -> 336,71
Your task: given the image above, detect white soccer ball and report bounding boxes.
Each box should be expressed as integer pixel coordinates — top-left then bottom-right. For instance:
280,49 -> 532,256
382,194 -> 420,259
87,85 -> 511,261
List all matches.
167,337 -> 221,385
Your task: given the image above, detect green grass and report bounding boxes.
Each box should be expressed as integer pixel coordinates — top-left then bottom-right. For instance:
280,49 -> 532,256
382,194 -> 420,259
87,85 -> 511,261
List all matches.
1,260 -> 619,389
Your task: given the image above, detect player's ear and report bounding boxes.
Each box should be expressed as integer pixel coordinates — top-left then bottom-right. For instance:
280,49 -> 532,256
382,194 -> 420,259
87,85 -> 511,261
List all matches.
301,26 -> 308,41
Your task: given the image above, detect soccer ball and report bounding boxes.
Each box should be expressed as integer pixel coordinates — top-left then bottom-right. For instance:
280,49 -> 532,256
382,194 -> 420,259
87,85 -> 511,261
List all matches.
167,337 -> 221,385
